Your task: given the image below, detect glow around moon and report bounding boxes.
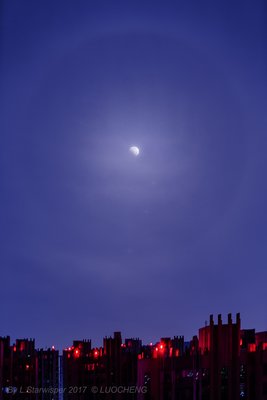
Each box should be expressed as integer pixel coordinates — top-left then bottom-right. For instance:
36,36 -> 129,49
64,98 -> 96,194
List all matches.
129,146 -> 140,156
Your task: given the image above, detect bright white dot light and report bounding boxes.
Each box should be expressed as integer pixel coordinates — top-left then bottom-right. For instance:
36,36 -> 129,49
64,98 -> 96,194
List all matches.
129,146 -> 140,156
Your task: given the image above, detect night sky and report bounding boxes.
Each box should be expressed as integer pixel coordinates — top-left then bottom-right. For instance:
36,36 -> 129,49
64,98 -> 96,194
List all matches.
1,1 -> 267,349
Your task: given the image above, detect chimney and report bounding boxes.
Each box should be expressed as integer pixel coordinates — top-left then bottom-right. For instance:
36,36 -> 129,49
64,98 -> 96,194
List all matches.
209,314 -> 214,326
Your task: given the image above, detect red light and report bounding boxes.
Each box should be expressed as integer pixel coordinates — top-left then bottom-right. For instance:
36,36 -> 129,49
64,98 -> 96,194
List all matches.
68,347 -> 72,351
248,343 -> 256,353
240,339 -> 243,346
263,343 -> 267,350
13,346 -> 16,352
94,350 -> 99,357
74,349 -> 80,358
26,364 -> 30,370
160,344 -> 163,350
52,346 -> 55,350
155,347 -> 158,351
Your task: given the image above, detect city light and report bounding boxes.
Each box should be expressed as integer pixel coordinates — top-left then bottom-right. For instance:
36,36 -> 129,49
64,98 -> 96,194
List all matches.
74,349 -> 80,358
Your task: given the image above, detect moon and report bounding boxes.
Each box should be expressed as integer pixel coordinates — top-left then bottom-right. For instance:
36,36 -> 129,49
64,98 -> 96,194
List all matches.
129,146 -> 140,156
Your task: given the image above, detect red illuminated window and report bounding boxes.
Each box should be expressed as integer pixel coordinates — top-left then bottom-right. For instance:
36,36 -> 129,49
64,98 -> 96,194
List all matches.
74,349 -> 80,358
248,343 -> 256,352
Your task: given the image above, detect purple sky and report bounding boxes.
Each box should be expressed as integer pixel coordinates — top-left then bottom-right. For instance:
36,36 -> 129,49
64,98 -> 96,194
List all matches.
1,1 -> 267,349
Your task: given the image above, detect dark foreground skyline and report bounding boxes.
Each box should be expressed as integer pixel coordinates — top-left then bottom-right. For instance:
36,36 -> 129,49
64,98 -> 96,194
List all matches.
1,314 -> 267,399
1,313 -> 266,351
1,1 -> 267,349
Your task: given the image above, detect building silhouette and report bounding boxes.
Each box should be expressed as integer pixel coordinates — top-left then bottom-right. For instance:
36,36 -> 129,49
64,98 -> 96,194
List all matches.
0,338 -> 59,400
137,314 -> 267,400
1,314 -> 267,399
